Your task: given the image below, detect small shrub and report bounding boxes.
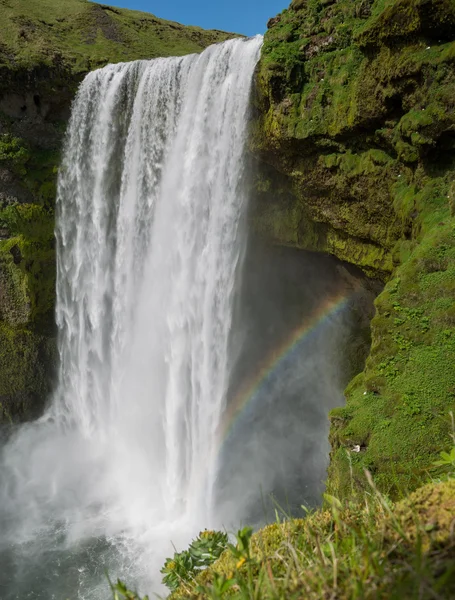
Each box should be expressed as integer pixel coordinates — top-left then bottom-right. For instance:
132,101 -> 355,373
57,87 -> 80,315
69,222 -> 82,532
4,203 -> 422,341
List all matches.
161,530 -> 229,593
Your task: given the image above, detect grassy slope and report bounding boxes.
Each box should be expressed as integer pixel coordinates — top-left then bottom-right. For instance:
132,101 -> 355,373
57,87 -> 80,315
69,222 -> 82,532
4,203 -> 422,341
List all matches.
188,479 -> 455,600
0,0 -> 236,73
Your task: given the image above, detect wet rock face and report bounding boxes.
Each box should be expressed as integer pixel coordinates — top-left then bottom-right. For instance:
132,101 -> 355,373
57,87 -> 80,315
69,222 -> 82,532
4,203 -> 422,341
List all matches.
0,71 -> 66,423
0,67 -> 75,151
251,0 -> 455,499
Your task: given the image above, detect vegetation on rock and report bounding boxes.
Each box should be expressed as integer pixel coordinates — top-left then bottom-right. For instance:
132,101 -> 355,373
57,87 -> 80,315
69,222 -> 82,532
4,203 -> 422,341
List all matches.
251,0 -> 455,498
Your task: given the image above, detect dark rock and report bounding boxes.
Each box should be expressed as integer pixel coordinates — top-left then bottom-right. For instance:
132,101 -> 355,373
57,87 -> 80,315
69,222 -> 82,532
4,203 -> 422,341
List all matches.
267,15 -> 282,29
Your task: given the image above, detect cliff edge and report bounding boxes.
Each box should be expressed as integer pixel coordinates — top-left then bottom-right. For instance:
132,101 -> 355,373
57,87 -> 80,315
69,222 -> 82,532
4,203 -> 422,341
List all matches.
251,0 -> 455,498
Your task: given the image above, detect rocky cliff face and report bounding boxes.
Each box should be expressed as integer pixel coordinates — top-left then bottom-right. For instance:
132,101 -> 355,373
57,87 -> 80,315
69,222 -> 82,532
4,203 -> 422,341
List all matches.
0,0 -> 235,422
251,0 -> 455,498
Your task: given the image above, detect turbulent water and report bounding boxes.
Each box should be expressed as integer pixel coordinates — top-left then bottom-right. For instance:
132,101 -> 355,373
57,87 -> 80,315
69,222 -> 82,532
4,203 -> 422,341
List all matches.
0,37 -> 262,599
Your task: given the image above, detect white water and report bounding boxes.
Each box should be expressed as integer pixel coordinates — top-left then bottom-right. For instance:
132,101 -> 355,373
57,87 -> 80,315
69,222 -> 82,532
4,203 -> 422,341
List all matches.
0,36 -> 262,598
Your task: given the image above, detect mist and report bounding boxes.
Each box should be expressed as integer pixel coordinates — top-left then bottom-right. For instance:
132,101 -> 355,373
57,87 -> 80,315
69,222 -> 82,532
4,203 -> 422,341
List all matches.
214,238 -> 376,528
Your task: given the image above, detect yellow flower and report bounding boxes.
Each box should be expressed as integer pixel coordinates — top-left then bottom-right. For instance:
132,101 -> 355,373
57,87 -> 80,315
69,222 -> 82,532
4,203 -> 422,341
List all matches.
236,557 -> 246,569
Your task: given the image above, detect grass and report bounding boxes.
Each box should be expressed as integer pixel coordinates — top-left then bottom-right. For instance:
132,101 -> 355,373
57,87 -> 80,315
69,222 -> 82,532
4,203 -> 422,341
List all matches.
0,0 -> 237,74
329,198 -> 455,498
109,475 -> 455,600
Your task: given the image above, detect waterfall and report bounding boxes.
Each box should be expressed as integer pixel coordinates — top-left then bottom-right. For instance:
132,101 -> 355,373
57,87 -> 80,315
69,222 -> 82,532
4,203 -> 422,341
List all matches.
0,36 -> 262,599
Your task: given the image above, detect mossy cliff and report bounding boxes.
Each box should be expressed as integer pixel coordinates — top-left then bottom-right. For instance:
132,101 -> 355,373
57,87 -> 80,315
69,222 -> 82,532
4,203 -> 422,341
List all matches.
251,0 -> 455,498
0,0 -> 235,422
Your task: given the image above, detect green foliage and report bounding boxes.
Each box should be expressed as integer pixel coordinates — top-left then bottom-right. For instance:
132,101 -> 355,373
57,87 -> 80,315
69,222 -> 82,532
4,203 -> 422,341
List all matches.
433,412 -> 455,472
252,0 -> 455,500
0,134 -> 31,174
166,479 -> 455,599
434,447 -> 455,468
161,530 -> 229,593
109,579 -> 148,600
226,527 -> 253,564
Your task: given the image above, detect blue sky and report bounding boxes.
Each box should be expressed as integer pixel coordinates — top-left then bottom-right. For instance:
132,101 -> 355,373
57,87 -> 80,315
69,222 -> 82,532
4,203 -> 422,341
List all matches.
99,1 -> 290,36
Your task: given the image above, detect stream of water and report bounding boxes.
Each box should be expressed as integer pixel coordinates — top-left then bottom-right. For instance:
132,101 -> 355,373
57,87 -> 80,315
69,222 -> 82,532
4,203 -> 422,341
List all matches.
0,36 -> 262,599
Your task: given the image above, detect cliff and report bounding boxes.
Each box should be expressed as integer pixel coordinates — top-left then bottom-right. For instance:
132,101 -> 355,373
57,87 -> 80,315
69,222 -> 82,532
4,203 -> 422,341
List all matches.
251,0 -> 455,498
0,0 -> 235,422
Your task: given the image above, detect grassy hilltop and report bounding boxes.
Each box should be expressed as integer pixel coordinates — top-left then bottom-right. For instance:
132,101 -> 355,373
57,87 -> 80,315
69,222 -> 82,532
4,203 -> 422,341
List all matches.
0,0 -> 235,73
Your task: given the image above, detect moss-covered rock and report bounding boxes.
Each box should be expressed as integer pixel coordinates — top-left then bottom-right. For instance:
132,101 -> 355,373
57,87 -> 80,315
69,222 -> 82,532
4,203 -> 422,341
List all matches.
252,0 -> 455,497
0,132 -> 57,421
0,323 -> 56,422
252,0 -> 455,278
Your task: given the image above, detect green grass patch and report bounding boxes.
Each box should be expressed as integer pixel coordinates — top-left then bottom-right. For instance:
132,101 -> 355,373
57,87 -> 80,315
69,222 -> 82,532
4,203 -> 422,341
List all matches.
110,477 -> 455,599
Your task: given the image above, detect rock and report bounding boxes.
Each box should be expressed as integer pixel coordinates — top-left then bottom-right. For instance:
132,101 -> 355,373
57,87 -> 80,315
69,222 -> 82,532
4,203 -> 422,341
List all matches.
252,0 -> 455,500
267,15 -> 282,29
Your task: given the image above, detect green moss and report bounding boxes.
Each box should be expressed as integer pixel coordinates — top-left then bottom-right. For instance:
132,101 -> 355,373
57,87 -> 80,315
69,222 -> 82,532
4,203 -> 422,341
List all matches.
0,322 -> 56,422
0,203 -> 55,328
0,133 -> 31,175
0,201 -> 56,421
0,241 -> 30,326
356,0 -> 455,48
329,220 -> 455,499
252,0 -> 455,499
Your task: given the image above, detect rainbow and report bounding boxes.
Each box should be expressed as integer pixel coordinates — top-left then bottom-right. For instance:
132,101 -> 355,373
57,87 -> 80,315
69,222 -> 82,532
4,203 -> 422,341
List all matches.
219,293 -> 350,444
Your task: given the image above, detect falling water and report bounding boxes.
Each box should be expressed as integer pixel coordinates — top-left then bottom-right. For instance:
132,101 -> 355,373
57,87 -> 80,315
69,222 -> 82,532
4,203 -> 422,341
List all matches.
0,36 -> 262,599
